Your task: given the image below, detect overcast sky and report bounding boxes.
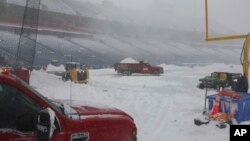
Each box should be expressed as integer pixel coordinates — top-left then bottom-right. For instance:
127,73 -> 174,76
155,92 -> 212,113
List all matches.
81,0 -> 250,35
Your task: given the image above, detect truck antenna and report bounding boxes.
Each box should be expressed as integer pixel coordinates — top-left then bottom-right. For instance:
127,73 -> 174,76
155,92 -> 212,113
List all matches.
70,55 -> 72,115
64,54 -> 73,115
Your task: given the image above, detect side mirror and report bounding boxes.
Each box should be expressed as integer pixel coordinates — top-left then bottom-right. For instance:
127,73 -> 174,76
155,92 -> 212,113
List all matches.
36,108 -> 56,141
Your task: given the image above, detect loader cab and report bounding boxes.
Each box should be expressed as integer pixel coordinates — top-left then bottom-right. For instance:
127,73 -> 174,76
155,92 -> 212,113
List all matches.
65,62 -> 81,71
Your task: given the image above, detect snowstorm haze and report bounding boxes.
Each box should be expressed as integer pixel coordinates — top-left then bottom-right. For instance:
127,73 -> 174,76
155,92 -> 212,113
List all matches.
209,0 -> 250,35
7,0 -> 250,34
80,0 -> 250,35
1,0 -> 249,66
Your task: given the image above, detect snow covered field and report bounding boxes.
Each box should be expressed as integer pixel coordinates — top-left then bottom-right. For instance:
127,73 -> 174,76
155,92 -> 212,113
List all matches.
30,63 -> 248,141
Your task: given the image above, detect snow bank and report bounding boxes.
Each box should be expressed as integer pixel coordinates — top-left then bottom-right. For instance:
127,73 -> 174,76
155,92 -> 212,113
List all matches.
30,64 -> 249,141
46,64 -> 65,72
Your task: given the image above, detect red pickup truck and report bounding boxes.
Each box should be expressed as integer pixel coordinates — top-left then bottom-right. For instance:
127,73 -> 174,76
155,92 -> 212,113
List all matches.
114,61 -> 164,75
0,71 -> 137,141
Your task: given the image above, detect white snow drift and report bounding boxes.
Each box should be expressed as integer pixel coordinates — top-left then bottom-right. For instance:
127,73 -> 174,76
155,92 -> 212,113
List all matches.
30,63 -> 249,141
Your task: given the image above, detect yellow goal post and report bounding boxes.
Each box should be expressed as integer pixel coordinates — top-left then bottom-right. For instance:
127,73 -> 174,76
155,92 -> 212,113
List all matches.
205,0 -> 248,41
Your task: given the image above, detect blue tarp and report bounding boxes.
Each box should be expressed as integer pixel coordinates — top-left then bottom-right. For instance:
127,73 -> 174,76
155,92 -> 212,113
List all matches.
207,93 -> 250,123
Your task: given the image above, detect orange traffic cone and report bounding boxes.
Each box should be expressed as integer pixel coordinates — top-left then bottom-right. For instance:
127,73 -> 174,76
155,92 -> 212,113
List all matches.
209,94 -> 221,117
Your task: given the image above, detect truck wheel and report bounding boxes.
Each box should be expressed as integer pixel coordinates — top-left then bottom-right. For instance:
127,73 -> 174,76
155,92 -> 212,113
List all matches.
153,71 -> 160,76
123,71 -> 131,76
230,82 -> 236,91
235,76 -> 248,92
215,84 -> 223,90
198,83 -> 205,89
62,76 -> 67,81
62,73 -> 69,81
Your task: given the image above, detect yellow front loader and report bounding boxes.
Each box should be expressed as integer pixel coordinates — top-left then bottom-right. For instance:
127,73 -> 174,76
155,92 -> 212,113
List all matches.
62,62 -> 89,84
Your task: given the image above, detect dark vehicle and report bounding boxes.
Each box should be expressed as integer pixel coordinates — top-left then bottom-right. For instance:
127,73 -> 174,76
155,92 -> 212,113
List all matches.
114,61 -> 163,75
198,72 -> 242,90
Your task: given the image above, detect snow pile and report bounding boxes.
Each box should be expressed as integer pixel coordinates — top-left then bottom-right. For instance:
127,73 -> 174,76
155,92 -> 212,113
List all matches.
120,57 -> 139,63
46,64 -> 65,72
30,63 -> 249,141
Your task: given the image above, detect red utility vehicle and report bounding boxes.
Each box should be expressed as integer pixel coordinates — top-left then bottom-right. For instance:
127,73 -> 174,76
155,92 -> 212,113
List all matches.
0,71 -> 137,141
114,61 -> 163,75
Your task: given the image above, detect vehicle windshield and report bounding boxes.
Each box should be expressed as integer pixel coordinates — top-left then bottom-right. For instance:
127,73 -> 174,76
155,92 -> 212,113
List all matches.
144,63 -> 150,67
15,76 -> 65,116
65,63 -> 81,71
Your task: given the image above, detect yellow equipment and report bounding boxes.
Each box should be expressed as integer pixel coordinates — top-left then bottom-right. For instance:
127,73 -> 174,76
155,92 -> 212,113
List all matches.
62,62 -> 89,84
205,0 -> 249,92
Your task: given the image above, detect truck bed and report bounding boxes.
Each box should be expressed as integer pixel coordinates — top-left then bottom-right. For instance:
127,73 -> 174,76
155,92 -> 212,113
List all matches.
114,63 -> 142,73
